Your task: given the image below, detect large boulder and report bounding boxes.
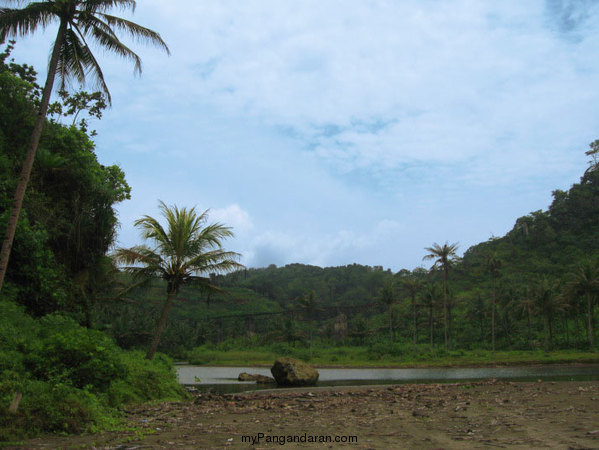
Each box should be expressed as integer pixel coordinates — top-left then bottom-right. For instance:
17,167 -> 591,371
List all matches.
270,357 -> 319,386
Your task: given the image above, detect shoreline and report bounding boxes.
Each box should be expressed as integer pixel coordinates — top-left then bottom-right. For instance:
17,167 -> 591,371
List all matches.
175,357 -> 599,369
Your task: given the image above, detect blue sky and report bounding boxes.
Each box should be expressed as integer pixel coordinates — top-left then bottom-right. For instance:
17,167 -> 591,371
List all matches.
8,0 -> 599,271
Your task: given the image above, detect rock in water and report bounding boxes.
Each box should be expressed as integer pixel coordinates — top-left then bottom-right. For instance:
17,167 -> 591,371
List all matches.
270,357 -> 319,386
238,372 -> 255,381
237,372 -> 276,383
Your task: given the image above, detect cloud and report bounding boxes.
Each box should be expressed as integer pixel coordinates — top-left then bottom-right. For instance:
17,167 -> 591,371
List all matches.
8,0 -> 599,271
110,0 -> 599,191
210,204 -> 253,235
242,219 -> 404,269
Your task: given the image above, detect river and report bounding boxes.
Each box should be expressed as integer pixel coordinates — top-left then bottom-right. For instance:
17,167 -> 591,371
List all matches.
176,364 -> 599,393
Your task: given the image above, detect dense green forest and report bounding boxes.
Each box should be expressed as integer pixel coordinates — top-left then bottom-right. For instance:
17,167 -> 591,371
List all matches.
101,141 -> 599,362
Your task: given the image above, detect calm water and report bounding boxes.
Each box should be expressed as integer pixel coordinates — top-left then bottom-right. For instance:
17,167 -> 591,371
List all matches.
176,364 -> 599,393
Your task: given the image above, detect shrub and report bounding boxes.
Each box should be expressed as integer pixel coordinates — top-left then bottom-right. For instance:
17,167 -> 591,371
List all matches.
106,352 -> 186,406
26,314 -> 126,391
0,300 -> 186,440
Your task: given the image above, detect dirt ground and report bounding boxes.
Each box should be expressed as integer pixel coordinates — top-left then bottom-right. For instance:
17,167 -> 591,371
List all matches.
13,380 -> 599,449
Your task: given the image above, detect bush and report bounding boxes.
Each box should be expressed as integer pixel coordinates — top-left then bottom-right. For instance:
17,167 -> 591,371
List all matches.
106,352 -> 186,406
25,314 -> 126,391
0,300 -> 186,440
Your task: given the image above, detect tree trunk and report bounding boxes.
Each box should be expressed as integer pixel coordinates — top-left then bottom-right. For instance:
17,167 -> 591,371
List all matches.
587,293 -> 594,347
0,21 -> 67,291
429,305 -> 434,349
491,285 -> 496,352
443,267 -> 448,349
526,308 -> 532,349
412,297 -> 417,345
146,290 -> 176,360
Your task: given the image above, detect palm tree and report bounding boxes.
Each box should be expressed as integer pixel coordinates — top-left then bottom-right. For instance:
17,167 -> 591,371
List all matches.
377,281 -> 396,341
114,201 -> 243,360
401,277 -> 422,345
296,290 -> 320,358
0,0 -> 169,291
565,261 -> 599,347
422,283 -> 440,349
485,253 -> 502,351
423,242 -> 459,349
514,286 -> 537,349
533,277 -> 567,350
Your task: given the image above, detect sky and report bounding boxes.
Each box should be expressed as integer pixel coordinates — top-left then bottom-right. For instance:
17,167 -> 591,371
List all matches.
7,0 -> 599,271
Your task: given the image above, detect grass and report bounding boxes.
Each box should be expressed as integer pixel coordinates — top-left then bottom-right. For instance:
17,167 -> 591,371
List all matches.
185,344 -> 599,368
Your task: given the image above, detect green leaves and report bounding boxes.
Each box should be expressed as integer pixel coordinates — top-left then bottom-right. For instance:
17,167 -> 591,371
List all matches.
119,201 -> 243,295
0,0 -> 169,102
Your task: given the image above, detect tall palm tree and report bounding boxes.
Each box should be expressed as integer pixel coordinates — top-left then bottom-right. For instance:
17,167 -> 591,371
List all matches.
296,290 -> 320,358
485,252 -> 502,351
422,282 -> 440,349
565,261 -> 599,347
401,277 -> 422,345
533,277 -> 567,350
514,286 -> 537,349
423,242 -> 459,349
114,201 -> 243,360
0,0 -> 169,291
378,280 -> 396,341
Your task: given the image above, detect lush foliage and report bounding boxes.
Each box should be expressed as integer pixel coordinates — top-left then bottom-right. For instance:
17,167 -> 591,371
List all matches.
0,300 -> 186,440
0,44 -> 130,320
0,48 -> 185,441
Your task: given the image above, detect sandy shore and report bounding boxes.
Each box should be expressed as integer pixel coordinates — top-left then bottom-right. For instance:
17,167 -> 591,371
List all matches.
15,379 -> 599,449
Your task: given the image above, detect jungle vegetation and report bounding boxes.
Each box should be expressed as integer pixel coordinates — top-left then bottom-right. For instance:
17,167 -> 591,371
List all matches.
102,142 -> 599,361
1,38 -> 598,440
0,44 -> 185,440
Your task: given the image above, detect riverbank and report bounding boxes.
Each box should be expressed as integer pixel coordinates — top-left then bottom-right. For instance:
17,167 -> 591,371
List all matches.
183,347 -> 599,368
14,380 -> 599,449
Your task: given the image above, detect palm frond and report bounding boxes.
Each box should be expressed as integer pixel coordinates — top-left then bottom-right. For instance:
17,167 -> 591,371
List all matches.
0,3 -> 55,41
82,0 -> 137,13
98,13 -> 169,54
134,214 -> 170,252
56,26 -> 111,101
56,28 -> 86,85
113,245 -> 161,266
117,201 -> 244,298
79,14 -> 143,76
185,252 -> 243,275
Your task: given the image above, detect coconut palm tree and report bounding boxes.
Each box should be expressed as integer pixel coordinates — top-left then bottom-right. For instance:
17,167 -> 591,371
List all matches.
565,261 -> 599,347
401,277 -> 422,345
485,252 -> 502,351
377,280 -> 397,341
0,0 -> 169,291
296,290 -> 320,358
533,277 -> 567,350
514,286 -> 537,349
423,242 -> 459,349
114,201 -> 243,360
422,282 -> 440,349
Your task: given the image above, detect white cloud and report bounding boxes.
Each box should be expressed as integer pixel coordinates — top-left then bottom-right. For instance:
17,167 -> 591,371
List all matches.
7,0 -> 599,271
243,219 -> 404,269
106,0 -> 599,188
210,204 -> 253,235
